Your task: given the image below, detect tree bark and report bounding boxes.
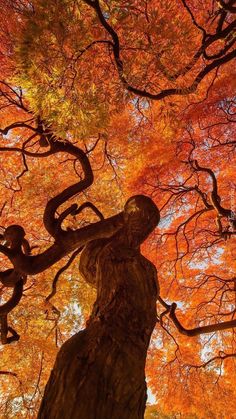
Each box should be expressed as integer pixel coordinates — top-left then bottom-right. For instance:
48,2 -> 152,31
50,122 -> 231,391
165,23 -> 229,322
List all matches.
38,236 -> 158,419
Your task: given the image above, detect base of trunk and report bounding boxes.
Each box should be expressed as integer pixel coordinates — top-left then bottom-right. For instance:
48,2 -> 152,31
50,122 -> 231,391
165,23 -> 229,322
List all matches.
38,322 -> 148,419
38,236 -> 158,419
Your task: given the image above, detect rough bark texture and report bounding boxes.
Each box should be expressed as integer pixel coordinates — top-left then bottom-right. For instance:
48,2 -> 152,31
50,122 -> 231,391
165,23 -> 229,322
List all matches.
38,235 -> 158,419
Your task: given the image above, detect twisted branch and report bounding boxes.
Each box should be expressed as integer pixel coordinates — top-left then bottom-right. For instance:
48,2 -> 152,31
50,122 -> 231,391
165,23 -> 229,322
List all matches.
42,138 -> 94,238
0,120 -> 125,344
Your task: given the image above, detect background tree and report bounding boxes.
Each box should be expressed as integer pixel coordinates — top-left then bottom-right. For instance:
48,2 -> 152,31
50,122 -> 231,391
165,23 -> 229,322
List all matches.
0,0 -> 235,417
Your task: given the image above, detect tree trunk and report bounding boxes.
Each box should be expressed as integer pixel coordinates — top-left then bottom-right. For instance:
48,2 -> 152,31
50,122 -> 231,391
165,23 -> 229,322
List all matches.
38,237 -> 158,419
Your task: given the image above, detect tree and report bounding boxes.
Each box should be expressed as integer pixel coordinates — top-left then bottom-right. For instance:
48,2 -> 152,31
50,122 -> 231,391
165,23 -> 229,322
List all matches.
0,0 -> 235,418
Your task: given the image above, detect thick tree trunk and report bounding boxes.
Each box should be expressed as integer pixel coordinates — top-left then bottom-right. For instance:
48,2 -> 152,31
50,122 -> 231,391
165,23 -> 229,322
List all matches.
38,237 -> 158,419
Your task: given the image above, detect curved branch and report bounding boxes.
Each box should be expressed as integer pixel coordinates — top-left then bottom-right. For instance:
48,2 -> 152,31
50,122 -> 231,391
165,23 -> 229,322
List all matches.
187,352 -> 236,369
0,279 -> 24,315
0,269 -> 22,287
0,126 -> 123,276
83,0 -> 236,100
0,121 -> 36,135
124,49 -> 236,100
0,279 -> 23,345
56,202 -> 104,233
192,160 -> 231,218
169,303 -> 236,336
42,139 -> 94,238
0,315 -> 20,345
180,0 -> 207,36
0,227 -> 30,344
0,370 -> 18,377
0,135 -> 95,238
72,202 -> 104,219
158,297 -> 236,336
203,38 -> 236,61
46,247 -> 82,302
0,212 -> 123,275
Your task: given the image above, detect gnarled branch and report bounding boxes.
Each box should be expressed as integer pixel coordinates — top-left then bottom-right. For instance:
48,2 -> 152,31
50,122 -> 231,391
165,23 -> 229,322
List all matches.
42,139 -> 94,238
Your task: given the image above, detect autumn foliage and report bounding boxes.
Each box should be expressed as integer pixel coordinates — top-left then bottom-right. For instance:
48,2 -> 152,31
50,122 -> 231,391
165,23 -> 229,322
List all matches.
0,0 -> 236,418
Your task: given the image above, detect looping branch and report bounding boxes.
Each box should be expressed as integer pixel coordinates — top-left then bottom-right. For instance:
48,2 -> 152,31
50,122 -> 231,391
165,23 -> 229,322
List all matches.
0,119 -> 124,277
72,202 -> 104,220
0,121 -> 124,345
42,138 -> 94,238
0,112 -> 123,346
56,201 -> 104,234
